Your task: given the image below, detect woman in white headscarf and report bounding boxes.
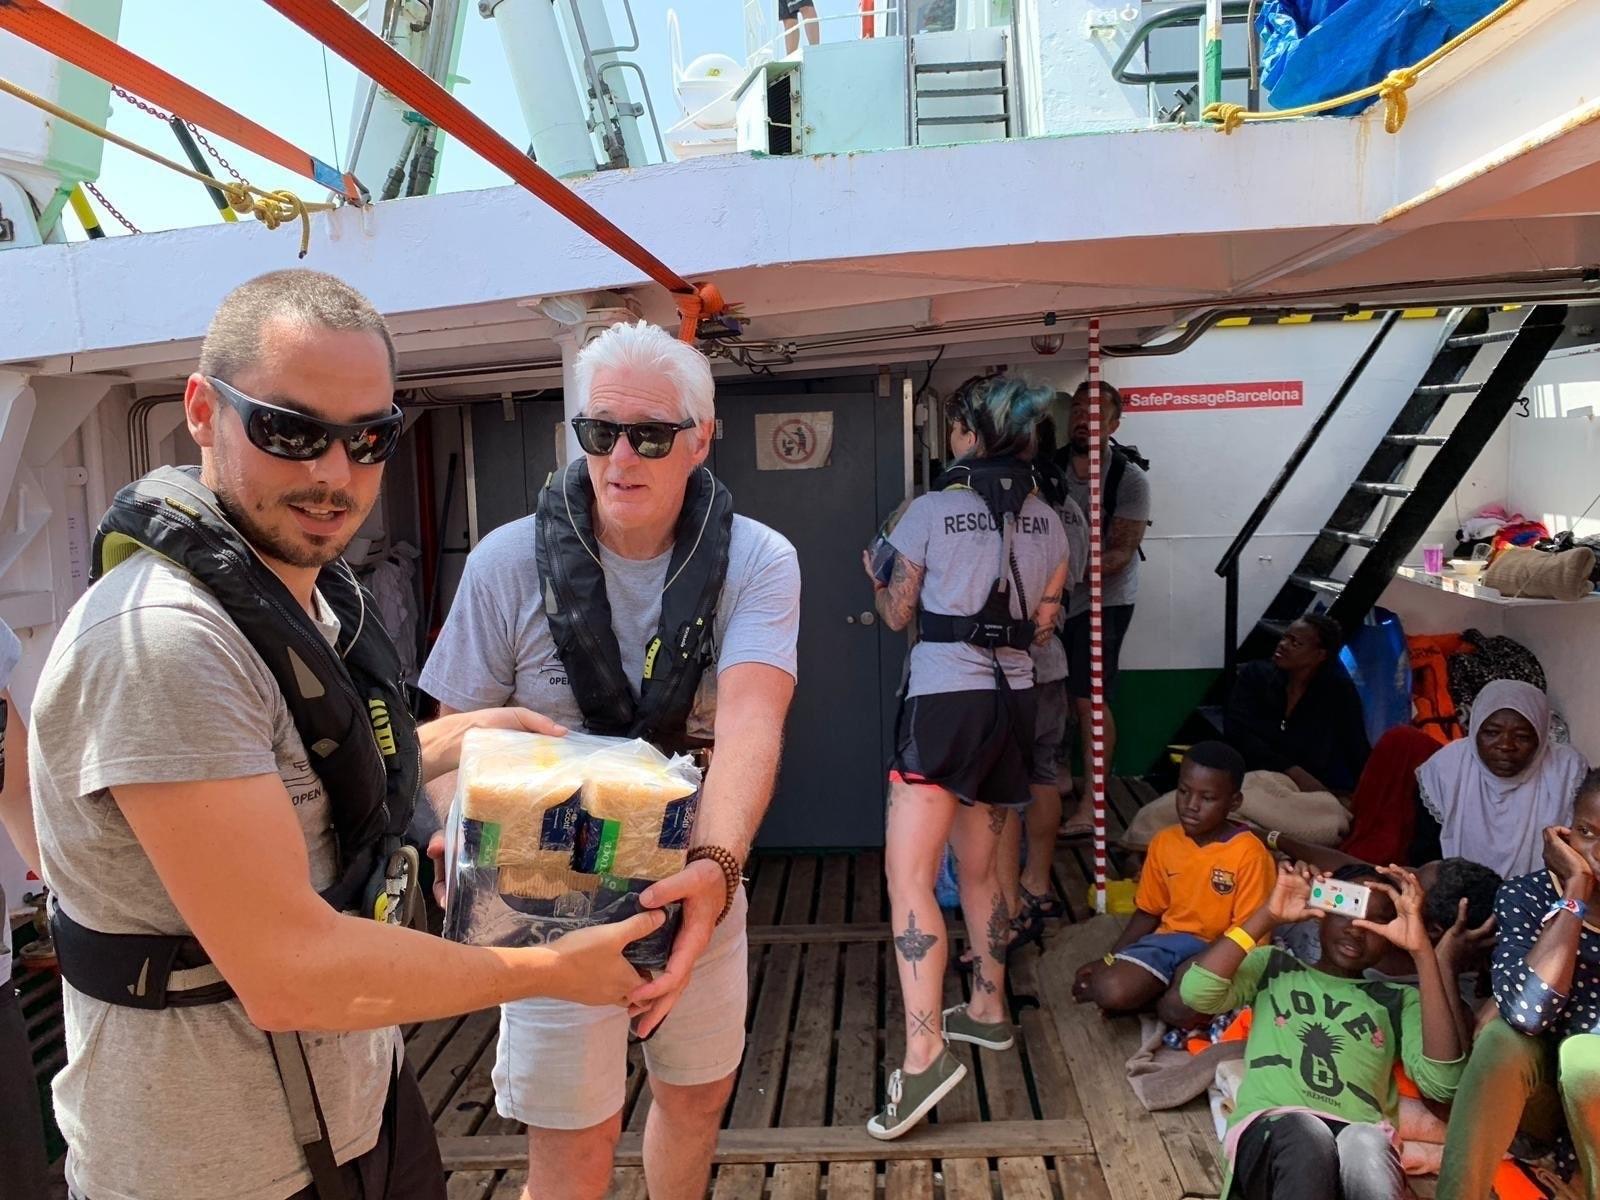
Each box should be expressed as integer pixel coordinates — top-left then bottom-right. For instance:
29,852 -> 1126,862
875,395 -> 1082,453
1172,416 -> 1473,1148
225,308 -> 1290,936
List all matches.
1414,679 -> 1590,877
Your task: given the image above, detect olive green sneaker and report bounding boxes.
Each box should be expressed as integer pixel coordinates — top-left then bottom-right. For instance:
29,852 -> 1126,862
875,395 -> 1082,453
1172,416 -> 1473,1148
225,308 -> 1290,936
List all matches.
942,1003 -> 1014,1051
865,1050 -> 968,1141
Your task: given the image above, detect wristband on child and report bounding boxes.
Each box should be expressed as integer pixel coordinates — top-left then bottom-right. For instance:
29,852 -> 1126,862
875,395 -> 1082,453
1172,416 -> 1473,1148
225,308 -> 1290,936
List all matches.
1224,926 -> 1257,953
1266,830 -> 1281,851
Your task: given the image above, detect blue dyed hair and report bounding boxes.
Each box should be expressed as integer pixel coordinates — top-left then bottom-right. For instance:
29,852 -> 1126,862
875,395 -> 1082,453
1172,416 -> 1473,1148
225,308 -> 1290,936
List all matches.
944,374 -> 1055,460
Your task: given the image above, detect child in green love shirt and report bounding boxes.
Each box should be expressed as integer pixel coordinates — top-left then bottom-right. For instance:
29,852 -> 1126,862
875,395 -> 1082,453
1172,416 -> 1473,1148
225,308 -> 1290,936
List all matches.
1180,860 -> 1467,1200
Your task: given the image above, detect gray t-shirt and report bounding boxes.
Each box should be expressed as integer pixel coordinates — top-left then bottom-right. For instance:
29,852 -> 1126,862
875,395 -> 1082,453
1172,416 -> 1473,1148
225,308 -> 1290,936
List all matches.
29,553 -> 395,1200
419,512 -> 801,737
1030,494 -> 1088,686
888,490 -> 1068,697
1066,453 -> 1152,615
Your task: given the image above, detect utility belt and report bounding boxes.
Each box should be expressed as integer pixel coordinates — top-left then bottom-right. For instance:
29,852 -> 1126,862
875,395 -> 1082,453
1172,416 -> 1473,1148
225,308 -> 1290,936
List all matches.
52,838 -> 424,1200
916,610 -> 1036,652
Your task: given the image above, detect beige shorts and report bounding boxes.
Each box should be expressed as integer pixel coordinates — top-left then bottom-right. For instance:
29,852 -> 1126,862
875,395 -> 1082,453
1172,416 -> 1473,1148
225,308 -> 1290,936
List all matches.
492,888 -> 749,1129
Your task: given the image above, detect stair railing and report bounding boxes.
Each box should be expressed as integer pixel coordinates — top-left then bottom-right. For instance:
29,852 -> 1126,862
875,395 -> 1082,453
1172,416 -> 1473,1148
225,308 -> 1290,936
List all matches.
1214,311 -> 1403,675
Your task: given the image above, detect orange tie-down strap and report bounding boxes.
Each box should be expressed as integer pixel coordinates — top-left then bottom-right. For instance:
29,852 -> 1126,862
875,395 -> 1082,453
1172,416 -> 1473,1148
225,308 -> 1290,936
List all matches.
259,0 -> 727,342
0,0 -> 362,203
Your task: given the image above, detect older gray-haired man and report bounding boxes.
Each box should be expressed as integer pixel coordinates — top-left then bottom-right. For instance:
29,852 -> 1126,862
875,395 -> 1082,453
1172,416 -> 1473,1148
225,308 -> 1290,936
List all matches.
420,319 -> 801,1200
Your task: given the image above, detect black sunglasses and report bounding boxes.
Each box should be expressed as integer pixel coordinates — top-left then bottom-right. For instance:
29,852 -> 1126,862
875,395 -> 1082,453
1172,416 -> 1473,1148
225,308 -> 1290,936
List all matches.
207,376 -> 404,466
571,416 -> 696,460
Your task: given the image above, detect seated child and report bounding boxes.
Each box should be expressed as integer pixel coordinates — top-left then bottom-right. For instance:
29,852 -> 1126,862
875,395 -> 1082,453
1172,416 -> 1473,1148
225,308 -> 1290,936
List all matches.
1181,861 -> 1467,1200
1074,741 -> 1274,1028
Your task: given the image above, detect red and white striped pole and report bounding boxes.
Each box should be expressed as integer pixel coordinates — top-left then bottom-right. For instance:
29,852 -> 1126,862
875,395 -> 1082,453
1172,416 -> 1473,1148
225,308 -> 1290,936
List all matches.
1087,318 -> 1109,914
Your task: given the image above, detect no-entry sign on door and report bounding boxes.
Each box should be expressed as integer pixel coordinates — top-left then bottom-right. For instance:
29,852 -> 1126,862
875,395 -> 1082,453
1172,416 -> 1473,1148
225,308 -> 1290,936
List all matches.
1123,381 -> 1305,413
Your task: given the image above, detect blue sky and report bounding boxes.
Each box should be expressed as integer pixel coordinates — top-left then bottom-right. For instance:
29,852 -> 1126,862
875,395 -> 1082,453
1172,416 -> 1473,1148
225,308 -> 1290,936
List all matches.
62,0 -> 853,237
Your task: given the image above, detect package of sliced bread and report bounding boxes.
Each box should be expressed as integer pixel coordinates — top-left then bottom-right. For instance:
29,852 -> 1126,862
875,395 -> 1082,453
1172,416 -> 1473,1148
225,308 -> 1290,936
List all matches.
443,728 -> 702,968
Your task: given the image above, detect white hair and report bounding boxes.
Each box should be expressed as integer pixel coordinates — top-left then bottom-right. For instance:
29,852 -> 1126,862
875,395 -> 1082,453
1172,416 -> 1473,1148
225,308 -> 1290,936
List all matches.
573,320 -> 716,425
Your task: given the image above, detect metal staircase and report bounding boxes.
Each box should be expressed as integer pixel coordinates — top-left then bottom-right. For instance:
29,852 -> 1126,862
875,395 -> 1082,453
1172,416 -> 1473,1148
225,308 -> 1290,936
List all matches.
908,42 -> 1011,144
1220,304 -> 1571,672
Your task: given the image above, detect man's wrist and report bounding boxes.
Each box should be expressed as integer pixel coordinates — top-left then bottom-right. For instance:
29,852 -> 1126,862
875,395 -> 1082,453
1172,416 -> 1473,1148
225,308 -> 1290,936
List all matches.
686,845 -> 744,924
1564,876 -> 1595,904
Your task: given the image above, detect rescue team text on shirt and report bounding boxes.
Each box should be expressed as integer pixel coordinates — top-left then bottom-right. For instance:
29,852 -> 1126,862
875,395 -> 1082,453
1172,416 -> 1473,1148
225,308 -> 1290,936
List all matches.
942,512 -> 1054,536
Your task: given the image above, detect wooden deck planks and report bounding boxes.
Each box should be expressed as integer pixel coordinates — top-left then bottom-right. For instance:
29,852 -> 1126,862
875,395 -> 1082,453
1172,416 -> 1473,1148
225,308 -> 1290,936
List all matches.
431,846 -> 1238,1200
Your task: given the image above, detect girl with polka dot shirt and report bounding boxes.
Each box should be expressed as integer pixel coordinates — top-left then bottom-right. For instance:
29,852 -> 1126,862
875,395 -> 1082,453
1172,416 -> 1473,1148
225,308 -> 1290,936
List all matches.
1437,768 -> 1600,1197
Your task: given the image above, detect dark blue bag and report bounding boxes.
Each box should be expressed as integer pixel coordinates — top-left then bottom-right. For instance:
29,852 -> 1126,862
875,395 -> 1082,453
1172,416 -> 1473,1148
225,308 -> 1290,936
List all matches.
1338,606 -> 1413,746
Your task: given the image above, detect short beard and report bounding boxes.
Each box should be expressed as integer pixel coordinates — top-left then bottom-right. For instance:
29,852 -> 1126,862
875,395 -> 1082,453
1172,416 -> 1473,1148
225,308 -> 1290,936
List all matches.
1068,435 -> 1089,455
216,484 -> 359,570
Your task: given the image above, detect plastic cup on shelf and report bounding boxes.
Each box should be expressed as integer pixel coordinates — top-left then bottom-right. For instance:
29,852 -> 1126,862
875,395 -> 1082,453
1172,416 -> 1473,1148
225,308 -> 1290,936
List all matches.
1422,544 -> 1445,574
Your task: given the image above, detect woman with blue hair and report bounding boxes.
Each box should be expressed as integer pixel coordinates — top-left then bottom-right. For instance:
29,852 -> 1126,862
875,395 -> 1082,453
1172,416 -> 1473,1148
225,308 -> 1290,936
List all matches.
861,374 -> 1069,1138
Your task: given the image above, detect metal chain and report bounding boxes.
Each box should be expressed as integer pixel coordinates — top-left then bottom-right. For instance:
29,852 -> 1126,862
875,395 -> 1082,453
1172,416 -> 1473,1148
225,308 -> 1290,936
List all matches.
83,182 -> 142,235
110,86 -> 249,187
111,84 -> 169,121
185,122 -> 248,186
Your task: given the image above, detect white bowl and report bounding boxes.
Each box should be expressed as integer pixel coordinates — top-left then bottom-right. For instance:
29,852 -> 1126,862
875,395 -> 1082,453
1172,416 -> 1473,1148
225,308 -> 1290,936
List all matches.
1449,558 -> 1488,580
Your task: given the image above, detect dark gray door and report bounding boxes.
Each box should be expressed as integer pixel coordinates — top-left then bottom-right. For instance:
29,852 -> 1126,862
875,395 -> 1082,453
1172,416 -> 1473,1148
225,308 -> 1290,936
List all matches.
711,377 -> 906,849
469,398 -> 565,538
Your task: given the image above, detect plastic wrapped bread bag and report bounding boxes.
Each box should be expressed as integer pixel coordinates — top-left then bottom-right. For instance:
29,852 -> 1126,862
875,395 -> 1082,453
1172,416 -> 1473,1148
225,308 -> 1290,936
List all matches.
443,728 -> 702,968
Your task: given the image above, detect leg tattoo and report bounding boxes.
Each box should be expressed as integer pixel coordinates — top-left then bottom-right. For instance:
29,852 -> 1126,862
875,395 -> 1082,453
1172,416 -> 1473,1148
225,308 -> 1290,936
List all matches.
987,891 -> 1010,961
971,959 -> 998,995
894,910 -> 938,980
909,1009 -> 938,1040
987,804 -> 1007,835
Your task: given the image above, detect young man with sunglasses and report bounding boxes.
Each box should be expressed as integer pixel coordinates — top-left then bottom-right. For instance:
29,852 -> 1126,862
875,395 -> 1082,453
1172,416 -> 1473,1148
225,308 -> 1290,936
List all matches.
28,270 -> 661,1200
420,319 -> 801,1200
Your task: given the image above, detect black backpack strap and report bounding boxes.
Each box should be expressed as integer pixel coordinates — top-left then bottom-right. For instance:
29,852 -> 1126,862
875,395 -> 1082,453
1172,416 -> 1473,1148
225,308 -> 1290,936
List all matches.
268,1031 -> 354,1200
1103,446 -> 1125,535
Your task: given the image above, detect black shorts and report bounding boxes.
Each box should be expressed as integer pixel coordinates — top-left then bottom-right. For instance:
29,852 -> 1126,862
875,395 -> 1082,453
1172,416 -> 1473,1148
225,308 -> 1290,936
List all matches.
891,687 -> 1038,809
778,0 -> 814,19
1065,604 -> 1136,701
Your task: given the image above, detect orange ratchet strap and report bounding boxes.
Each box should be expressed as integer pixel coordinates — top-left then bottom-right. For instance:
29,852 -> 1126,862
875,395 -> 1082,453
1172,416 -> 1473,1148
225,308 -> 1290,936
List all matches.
258,0 -> 726,342
0,0 -> 363,203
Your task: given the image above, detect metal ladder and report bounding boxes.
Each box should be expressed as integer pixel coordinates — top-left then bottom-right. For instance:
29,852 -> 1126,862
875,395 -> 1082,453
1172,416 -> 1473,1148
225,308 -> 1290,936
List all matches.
907,37 -> 1011,145
1234,304 -> 1570,665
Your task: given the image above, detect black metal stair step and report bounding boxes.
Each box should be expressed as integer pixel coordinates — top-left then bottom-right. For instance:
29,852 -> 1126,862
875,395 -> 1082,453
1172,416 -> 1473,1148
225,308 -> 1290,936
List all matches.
916,60 -> 1006,73
1446,329 -> 1520,349
1382,433 -> 1448,447
1290,573 -> 1346,596
1322,529 -> 1380,548
1414,382 -> 1482,397
1349,481 -> 1414,498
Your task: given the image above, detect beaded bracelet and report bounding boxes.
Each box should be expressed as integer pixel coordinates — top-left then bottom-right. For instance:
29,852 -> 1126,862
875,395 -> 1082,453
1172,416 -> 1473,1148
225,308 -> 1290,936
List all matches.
687,845 -> 744,925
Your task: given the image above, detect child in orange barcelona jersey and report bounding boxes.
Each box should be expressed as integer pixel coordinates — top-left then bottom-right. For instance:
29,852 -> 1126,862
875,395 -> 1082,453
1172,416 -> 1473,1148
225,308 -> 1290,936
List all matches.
1074,741 -> 1274,1028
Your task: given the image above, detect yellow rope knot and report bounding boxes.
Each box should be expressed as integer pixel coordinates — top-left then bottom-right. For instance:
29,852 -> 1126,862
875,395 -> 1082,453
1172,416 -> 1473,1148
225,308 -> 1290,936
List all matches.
1377,68 -> 1418,134
224,184 -> 314,258
1205,102 -> 1248,134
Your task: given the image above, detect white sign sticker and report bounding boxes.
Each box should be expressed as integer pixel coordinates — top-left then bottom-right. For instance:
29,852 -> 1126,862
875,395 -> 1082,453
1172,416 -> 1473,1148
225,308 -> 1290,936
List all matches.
754,411 -> 834,471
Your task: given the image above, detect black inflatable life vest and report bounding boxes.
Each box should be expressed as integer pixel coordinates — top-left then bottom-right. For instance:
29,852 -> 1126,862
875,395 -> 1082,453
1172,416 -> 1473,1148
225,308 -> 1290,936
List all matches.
916,455 -> 1038,651
534,461 -> 734,751
50,466 -> 424,1200
54,464 -> 423,1000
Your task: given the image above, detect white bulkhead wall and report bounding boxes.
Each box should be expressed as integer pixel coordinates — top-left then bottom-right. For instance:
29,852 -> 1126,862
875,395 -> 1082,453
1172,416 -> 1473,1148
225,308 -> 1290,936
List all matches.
0,373 -> 129,915
936,318 -> 1452,669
